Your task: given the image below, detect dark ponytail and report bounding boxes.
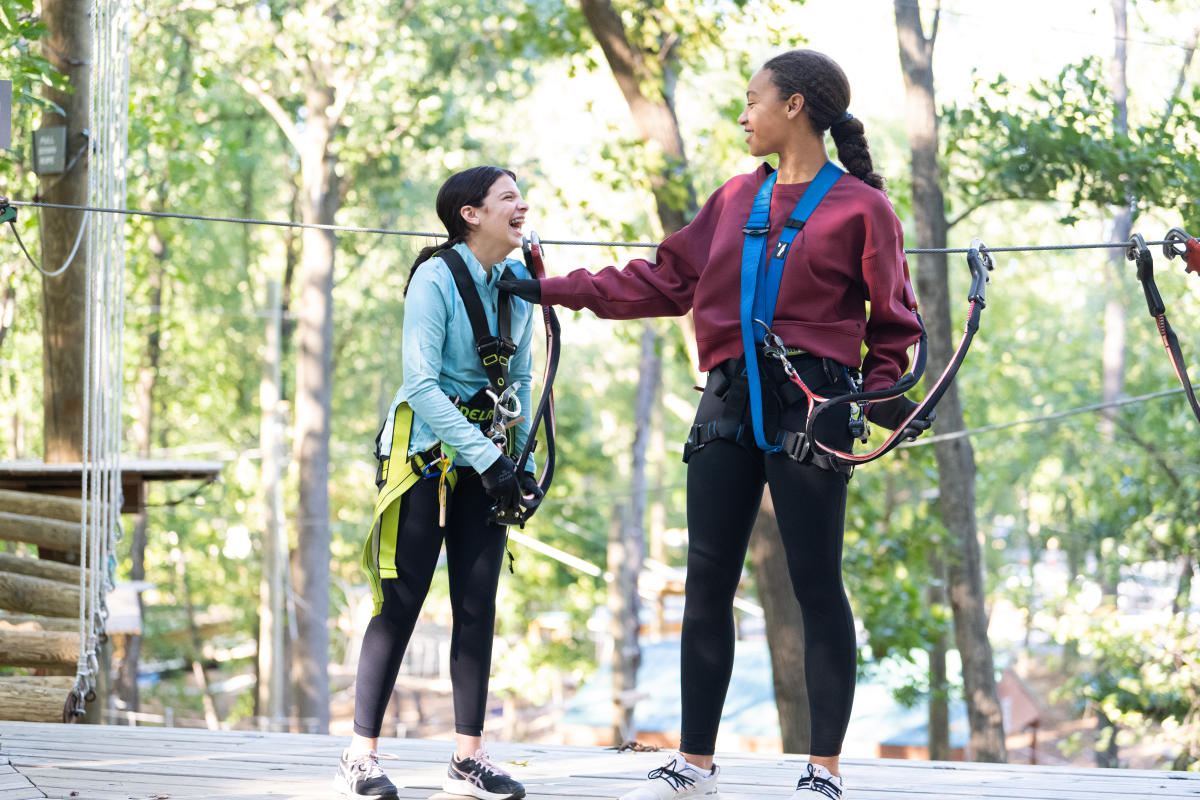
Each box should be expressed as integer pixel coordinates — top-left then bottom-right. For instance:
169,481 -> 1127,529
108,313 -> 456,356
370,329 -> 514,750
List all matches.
405,165 -> 517,295
761,49 -> 886,191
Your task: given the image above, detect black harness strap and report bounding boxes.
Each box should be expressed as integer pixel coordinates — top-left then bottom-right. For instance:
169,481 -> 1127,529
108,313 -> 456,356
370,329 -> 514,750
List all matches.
1132,234 -> 1200,424
440,247 -> 517,390
683,353 -> 854,478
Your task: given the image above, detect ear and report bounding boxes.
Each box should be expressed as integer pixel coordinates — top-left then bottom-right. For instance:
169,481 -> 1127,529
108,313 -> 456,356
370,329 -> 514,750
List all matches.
459,204 -> 479,229
785,93 -> 806,120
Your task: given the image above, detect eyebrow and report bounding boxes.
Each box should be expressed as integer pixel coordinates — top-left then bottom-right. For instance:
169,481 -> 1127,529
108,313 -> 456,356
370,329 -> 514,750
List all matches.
746,90 -> 760,99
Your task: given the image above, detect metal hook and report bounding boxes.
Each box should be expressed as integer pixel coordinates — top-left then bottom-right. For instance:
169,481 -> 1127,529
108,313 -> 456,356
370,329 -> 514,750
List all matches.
1127,233 -> 1165,317
1163,227 -> 1191,261
966,238 -> 994,306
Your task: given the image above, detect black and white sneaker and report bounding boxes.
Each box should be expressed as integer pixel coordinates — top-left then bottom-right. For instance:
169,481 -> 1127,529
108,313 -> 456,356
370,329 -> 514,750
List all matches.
618,752 -> 721,799
791,763 -> 844,799
333,749 -> 399,799
443,749 -> 526,800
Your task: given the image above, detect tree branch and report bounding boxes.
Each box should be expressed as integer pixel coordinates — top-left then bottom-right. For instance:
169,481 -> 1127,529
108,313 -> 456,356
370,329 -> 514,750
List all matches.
237,77 -> 302,154
1161,24 -> 1200,132
947,195 -> 1002,230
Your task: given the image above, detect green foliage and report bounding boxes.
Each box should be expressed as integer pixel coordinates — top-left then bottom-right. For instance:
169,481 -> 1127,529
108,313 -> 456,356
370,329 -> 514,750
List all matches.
943,59 -> 1200,229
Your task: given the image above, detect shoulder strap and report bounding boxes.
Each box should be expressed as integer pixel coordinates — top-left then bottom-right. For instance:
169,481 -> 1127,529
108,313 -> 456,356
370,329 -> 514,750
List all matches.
439,247 -> 515,389
739,161 -> 843,452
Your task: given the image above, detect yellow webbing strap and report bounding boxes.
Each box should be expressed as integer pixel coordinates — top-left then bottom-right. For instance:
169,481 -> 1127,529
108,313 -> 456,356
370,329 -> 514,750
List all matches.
361,402 -> 457,614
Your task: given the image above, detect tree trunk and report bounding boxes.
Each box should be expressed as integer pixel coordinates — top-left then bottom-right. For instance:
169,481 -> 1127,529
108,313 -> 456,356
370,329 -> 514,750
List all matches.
116,234 -> 164,713
894,0 -> 1007,763
290,83 -> 338,735
39,0 -> 91,463
578,0 -> 696,232
1099,0 -> 1130,440
578,0 -> 703,378
608,502 -> 640,744
175,549 -> 219,730
928,547 -> 951,761
259,279 -> 288,728
747,489 -> 811,755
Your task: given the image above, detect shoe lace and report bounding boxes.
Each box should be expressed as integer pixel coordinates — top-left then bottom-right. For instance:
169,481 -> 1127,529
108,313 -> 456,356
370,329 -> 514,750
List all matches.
465,749 -> 512,778
349,751 -> 386,779
647,762 -> 697,791
795,765 -> 841,799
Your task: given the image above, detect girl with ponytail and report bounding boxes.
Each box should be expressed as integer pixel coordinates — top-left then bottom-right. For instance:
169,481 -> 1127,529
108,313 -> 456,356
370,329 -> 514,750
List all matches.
500,49 -> 927,799
337,165 -> 534,800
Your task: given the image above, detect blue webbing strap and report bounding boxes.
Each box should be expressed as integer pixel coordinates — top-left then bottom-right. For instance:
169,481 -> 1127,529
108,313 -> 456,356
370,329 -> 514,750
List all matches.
739,161 -> 844,450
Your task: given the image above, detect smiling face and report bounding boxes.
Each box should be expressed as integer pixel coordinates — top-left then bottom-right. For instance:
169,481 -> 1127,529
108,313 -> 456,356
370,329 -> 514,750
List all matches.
737,68 -> 805,158
460,174 -> 529,256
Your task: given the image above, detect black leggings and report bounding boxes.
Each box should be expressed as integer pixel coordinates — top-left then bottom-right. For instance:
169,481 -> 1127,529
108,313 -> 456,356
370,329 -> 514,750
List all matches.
353,470 -> 507,738
679,363 -> 857,757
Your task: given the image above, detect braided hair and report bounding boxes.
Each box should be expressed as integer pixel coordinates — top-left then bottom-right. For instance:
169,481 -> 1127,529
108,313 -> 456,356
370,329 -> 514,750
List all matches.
761,50 -> 885,191
405,165 -> 517,295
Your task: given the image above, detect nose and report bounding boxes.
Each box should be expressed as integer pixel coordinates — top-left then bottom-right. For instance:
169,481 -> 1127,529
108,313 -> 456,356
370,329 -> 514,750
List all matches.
737,108 -> 748,125
518,198 -> 530,212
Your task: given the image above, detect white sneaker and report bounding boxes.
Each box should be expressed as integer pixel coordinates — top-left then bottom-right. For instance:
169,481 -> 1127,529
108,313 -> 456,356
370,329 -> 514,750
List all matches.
791,763 -> 843,799
618,752 -> 721,800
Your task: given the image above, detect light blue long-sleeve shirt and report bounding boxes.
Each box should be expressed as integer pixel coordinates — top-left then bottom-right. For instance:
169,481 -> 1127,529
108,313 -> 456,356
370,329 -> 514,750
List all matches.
380,242 -> 536,475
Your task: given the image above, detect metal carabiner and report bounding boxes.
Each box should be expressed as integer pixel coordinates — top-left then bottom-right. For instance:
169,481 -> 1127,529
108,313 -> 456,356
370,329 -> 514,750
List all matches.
1163,227 -> 1200,277
1127,233 -> 1165,317
753,318 -> 801,382
484,382 -> 522,444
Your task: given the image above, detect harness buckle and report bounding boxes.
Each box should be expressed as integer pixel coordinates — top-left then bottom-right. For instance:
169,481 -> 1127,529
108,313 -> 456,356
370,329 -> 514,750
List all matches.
742,225 -> 770,236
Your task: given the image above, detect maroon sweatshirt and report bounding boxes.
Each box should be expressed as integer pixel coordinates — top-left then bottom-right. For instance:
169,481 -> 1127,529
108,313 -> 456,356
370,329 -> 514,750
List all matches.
541,163 -> 924,392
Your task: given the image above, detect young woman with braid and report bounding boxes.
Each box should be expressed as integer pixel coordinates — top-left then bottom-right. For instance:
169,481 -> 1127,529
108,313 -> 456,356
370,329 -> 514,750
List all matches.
499,50 -> 929,799
335,166 -> 537,800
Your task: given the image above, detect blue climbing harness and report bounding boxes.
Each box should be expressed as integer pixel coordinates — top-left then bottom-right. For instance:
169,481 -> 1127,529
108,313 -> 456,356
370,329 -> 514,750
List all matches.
739,160 -> 844,451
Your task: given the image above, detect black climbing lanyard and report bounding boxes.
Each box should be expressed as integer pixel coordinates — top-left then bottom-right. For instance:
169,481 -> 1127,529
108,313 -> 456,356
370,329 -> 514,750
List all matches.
801,239 -> 993,465
1131,232 -> 1200,424
490,232 -> 561,528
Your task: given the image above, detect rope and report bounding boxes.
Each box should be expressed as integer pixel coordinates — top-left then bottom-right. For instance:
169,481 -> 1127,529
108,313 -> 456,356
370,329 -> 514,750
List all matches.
71,0 -> 130,719
900,388 -> 1187,448
2,198 -> 1184,256
3,210 -> 91,276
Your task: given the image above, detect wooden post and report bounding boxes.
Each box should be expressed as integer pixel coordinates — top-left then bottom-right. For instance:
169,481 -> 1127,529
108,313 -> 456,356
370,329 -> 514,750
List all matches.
258,279 -> 288,729
39,0 -> 91,464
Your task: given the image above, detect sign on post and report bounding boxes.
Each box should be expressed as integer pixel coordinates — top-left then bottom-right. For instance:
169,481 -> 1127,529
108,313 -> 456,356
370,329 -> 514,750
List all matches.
0,81 -> 11,150
33,126 -> 67,174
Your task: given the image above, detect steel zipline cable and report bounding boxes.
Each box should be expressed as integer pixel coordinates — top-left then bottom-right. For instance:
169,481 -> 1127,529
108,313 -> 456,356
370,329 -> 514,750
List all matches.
0,197 -> 1179,255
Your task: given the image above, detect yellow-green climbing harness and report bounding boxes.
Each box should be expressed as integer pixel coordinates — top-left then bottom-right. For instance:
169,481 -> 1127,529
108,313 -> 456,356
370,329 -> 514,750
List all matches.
361,401 -> 457,614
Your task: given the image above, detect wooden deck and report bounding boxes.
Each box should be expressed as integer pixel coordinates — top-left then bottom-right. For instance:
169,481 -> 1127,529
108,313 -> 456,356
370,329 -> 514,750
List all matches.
1,721 -> 1199,800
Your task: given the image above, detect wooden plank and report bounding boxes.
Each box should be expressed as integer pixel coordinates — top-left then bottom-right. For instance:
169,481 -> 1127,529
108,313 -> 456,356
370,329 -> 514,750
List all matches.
0,616 -> 79,633
0,513 -> 80,554
0,572 -> 79,619
0,629 -> 79,667
1,721 -> 1199,800
0,679 -> 70,722
0,490 -> 86,523
0,553 -> 80,585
